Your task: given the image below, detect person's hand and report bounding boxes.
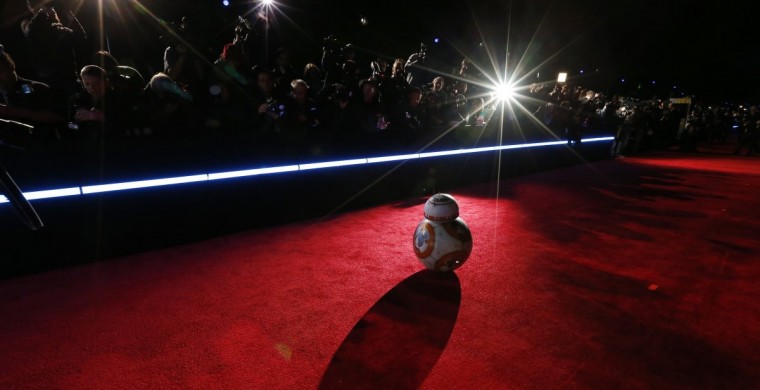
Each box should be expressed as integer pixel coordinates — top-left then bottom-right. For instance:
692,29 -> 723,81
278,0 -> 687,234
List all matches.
377,115 -> 390,130
338,100 -> 349,109
258,103 -> 269,114
74,108 -> 104,122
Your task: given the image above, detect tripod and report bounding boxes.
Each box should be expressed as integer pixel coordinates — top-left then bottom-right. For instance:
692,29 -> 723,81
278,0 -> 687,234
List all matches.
0,118 -> 44,230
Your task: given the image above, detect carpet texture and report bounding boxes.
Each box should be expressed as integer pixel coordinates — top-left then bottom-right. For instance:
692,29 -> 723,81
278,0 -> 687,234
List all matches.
1,151 -> 759,389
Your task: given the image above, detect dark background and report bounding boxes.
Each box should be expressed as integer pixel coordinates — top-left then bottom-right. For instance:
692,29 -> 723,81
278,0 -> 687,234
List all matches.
2,0 -> 759,103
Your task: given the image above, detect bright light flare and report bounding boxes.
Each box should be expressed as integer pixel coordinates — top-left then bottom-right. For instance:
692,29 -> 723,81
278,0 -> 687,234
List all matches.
557,72 -> 568,83
261,0 -> 274,5
493,83 -> 514,102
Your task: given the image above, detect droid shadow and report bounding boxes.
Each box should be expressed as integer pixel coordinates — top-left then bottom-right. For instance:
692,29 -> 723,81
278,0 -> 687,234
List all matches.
319,270 -> 461,390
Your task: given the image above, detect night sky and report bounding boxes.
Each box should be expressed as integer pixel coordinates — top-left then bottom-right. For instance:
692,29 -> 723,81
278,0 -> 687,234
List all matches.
2,0 -> 759,102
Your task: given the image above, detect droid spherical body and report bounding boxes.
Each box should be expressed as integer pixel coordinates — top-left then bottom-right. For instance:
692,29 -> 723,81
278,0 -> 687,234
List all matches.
413,194 -> 473,272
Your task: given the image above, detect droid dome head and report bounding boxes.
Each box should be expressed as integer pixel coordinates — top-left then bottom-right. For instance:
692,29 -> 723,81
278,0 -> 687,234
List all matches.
423,193 -> 459,222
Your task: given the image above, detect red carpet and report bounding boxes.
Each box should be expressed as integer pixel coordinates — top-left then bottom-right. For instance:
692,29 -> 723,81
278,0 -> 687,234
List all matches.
1,150 -> 759,389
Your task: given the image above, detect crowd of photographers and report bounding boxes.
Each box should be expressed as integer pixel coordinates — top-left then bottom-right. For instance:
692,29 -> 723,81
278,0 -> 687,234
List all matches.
528,83 -> 759,157
1,5 -> 758,166
1,7 -> 497,162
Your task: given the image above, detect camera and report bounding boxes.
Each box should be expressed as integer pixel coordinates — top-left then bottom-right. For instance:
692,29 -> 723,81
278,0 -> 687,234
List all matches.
234,16 -> 251,40
265,97 -> 286,118
370,59 -> 388,80
418,43 -> 428,61
323,35 -> 343,55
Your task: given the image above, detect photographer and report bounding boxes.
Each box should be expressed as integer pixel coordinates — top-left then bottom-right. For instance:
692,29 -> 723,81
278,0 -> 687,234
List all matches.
442,80 -> 469,126
231,15 -> 252,62
321,35 -> 349,87
422,76 -> 446,127
369,58 -> 389,82
612,105 -> 645,158
162,17 -> 208,99
206,43 -> 257,131
68,65 -> 133,141
320,83 -> 353,140
601,98 -> 621,134
89,51 -> 145,100
391,86 -> 425,134
466,97 -> 488,128
281,79 -> 319,149
0,45 -> 66,139
379,59 -> 408,110
271,48 -> 299,100
349,79 -> 389,135
733,106 -> 759,156
253,69 -> 284,135
303,63 -> 324,98
405,43 -> 429,87
136,72 -> 195,137
26,6 -> 87,97
341,60 -> 360,92
660,102 -> 683,145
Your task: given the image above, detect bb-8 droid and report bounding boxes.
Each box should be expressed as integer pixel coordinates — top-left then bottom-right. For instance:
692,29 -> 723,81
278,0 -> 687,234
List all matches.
413,194 -> 473,272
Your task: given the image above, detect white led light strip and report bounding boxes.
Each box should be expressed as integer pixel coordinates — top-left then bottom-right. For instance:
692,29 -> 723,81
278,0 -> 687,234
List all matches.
0,137 -> 614,204
0,187 -> 82,204
80,174 -> 209,195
